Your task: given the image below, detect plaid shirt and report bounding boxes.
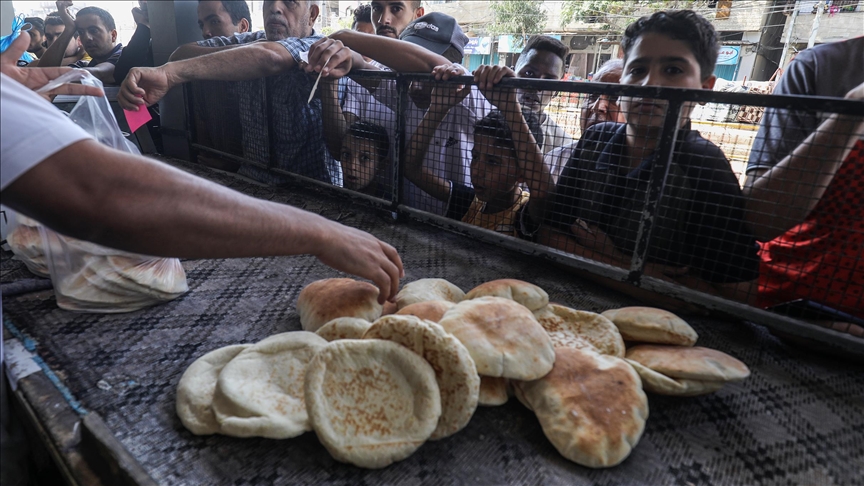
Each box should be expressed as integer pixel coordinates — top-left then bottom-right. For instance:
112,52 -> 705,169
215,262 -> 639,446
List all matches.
197,31 -> 332,185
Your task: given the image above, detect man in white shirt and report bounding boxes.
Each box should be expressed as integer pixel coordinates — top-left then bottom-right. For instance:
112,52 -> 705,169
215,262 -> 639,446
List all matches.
1,35 -> 403,483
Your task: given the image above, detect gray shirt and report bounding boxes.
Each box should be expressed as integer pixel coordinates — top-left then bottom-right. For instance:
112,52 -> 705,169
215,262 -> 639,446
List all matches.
747,36 -> 864,173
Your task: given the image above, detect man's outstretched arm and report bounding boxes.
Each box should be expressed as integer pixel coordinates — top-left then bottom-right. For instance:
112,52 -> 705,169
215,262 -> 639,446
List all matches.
119,42 -> 297,110
743,82 -> 864,241
2,139 -> 403,302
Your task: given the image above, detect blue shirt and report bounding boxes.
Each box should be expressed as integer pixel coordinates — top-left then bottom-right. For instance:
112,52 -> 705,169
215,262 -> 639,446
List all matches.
197,31 -> 333,185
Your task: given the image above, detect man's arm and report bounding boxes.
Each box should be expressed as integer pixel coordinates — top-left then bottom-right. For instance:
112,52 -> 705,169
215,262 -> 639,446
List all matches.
2,139 -> 403,302
743,83 -> 864,241
329,30 -> 450,73
403,85 -> 468,203
113,22 -> 152,84
169,42 -> 243,62
85,62 -> 116,85
33,0 -> 77,68
119,42 -> 297,110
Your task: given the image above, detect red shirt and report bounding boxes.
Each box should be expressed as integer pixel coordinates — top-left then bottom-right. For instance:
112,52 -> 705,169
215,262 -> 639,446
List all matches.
758,140 -> 864,318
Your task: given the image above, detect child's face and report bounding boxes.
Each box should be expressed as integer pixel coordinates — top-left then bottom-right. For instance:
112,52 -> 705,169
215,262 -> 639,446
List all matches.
470,134 -> 521,203
340,135 -> 380,190
619,32 -> 716,131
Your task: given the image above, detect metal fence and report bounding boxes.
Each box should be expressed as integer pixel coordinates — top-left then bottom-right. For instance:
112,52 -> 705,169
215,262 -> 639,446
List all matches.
184,71 -> 864,356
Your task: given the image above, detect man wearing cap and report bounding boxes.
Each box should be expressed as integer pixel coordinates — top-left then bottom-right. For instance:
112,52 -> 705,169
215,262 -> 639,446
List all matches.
323,13 -> 493,214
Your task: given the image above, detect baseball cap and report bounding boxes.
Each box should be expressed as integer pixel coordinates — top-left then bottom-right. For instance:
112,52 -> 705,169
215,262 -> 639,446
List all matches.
399,12 -> 468,58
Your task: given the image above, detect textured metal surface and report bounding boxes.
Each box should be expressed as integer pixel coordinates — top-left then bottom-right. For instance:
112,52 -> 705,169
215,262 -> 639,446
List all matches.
2,159 -> 862,485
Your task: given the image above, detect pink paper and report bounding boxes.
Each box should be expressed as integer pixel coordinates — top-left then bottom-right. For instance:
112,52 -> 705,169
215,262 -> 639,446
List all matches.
124,106 -> 152,133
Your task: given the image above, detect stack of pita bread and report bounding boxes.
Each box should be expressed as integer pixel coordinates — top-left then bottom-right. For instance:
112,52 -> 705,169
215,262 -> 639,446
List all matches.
6,215 -> 50,278
177,277 -> 750,470
6,214 -> 187,312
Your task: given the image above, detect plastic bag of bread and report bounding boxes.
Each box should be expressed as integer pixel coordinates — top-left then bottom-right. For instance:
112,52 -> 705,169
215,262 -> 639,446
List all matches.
40,229 -> 188,313
4,210 -> 50,278
32,71 -> 187,312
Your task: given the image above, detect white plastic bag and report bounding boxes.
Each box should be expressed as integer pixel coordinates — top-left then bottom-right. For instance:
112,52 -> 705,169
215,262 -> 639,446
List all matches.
36,71 -> 187,312
5,210 -> 50,278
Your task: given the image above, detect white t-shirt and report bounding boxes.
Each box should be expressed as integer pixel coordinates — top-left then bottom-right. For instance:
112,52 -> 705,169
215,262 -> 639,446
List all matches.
0,73 -> 93,369
543,141 -> 577,185
1,73 -> 93,190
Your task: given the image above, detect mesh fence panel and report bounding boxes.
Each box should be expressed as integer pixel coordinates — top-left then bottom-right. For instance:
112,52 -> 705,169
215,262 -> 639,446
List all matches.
188,72 -> 864,346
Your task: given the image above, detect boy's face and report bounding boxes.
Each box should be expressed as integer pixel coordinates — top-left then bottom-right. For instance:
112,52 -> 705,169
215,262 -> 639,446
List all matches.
75,14 -> 117,59
619,32 -> 716,131
470,134 -> 521,204
516,48 -> 564,114
341,135 -> 381,190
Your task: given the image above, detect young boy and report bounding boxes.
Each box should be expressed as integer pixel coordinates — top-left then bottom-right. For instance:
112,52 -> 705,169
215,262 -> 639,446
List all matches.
404,70 -> 553,238
541,10 -> 760,299
339,121 -> 391,196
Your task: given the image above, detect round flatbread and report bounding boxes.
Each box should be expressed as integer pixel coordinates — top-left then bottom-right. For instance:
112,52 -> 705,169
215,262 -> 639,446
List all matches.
533,305 -> 625,357
465,279 -> 549,311
601,307 -> 698,346
176,344 -> 250,435
305,339 -> 441,469
515,347 -> 649,468
437,296 -> 555,380
395,300 -> 455,323
316,317 -> 372,342
478,376 -> 509,406
297,278 -> 383,332
625,345 -> 750,382
625,359 -> 724,397
363,315 -> 479,440
395,278 -> 465,310
212,332 -> 327,439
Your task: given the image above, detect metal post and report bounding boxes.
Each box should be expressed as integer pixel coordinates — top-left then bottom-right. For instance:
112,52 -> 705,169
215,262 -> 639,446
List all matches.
394,76 -> 410,214
625,99 -> 684,286
807,0 -> 823,48
778,0 -> 800,71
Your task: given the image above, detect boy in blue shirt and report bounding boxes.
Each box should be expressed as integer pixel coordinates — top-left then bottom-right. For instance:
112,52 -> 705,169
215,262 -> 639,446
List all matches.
542,10 -> 759,301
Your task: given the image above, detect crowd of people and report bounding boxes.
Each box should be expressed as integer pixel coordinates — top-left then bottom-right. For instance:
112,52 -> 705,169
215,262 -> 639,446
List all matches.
6,1 -> 864,330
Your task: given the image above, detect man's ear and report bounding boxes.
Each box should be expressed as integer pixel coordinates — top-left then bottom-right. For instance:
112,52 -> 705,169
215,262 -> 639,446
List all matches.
415,7 -> 425,18
110,29 -> 118,43
237,18 -> 250,33
308,4 -> 320,26
702,74 -> 717,91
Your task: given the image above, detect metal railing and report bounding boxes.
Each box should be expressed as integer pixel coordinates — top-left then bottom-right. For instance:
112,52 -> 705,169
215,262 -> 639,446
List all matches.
184,72 -> 864,356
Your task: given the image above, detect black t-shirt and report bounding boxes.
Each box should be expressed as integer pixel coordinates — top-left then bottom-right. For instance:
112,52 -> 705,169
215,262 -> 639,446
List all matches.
547,122 -> 759,284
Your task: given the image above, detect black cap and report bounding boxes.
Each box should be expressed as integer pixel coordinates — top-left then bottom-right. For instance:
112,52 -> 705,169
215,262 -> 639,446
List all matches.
399,12 -> 468,58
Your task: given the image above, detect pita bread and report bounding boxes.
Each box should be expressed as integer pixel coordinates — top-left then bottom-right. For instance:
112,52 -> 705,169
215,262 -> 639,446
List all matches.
437,296 -> 555,380
533,305 -> 625,357
382,300 -> 399,316
465,279 -> 549,311
212,332 -> 327,439
512,380 -> 533,411
624,359 -> 724,397
297,278 -> 383,332
395,278 -> 465,310
7,225 -> 49,277
363,315 -> 479,440
176,344 -> 250,435
395,300 -> 455,322
478,376 -> 509,406
601,307 -> 698,346
305,339 -> 441,469
625,345 -> 750,382
316,317 -> 373,342
104,256 -> 188,296
516,347 -> 648,468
